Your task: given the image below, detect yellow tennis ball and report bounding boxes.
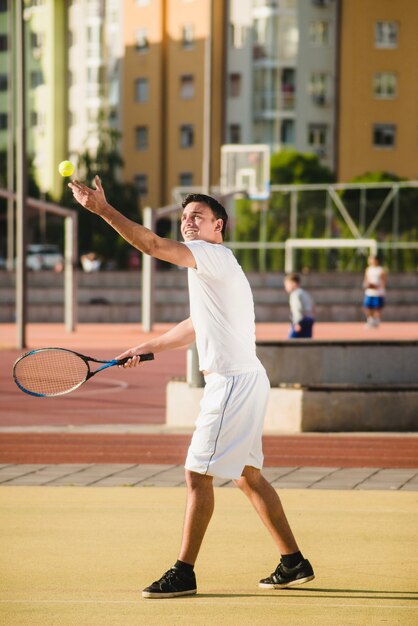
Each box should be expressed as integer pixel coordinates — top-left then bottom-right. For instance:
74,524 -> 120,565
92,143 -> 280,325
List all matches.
58,160 -> 75,177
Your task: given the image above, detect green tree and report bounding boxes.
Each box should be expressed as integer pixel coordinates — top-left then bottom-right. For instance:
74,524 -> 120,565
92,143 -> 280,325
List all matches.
269,150 -> 335,270
0,148 -> 47,257
60,127 -> 140,268
270,149 -> 335,185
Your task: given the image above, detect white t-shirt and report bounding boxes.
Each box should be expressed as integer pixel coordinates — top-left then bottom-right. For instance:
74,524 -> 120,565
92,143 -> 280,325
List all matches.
289,288 -> 314,324
183,240 -> 263,375
365,266 -> 386,297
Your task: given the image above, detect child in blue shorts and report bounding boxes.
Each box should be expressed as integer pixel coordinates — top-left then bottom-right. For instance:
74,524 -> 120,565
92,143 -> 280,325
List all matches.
284,273 -> 315,339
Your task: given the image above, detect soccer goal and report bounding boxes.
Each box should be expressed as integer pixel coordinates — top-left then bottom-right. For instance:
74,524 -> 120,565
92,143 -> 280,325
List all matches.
284,238 -> 378,273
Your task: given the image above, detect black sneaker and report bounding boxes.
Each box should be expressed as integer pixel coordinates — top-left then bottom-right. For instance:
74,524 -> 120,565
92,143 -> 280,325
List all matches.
142,566 -> 197,599
259,558 -> 315,589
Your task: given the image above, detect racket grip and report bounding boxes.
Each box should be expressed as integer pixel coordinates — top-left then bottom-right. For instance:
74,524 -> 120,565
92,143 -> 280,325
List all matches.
117,353 -> 154,365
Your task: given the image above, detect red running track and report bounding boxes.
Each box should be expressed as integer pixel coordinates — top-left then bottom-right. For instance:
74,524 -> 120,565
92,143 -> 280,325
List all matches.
1,433 -> 417,468
1,323 -> 418,468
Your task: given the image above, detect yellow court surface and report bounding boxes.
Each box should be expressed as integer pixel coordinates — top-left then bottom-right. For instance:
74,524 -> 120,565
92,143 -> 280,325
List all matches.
0,487 -> 417,626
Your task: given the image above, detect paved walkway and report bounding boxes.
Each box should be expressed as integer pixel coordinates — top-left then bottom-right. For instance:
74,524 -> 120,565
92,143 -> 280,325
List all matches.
1,463 -> 417,490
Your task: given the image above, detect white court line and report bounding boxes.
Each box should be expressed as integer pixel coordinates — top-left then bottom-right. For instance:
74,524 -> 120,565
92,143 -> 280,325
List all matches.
74,378 -> 129,396
0,600 -> 416,609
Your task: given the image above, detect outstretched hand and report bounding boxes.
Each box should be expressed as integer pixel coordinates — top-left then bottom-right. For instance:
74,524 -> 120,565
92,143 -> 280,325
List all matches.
68,175 -> 108,215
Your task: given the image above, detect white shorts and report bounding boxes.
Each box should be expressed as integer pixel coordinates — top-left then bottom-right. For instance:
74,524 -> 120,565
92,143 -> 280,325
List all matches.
185,369 -> 270,480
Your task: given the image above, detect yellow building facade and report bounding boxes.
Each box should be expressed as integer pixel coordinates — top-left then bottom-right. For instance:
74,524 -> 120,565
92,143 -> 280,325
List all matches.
121,0 -> 226,208
338,0 -> 418,181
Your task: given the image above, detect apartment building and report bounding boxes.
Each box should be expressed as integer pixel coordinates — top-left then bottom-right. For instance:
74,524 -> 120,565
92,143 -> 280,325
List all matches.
67,0 -> 108,163
2,0 -> 416,207
0,0 -> 67,198
120,0 -> 226,208
338,0 -> 418,180
295,0 -> 339,170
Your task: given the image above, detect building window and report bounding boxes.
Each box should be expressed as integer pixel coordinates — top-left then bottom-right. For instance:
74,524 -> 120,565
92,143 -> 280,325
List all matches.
308,123 -> 328,156
135,78 -> 149,102
373,73 -> 397,99
179,172 -> 193,187
30,31 -> 44,49
228,73 -> 242,98
30,111 -> 38,127
229,124 -> 241,144
0,113 -> 7,130
30,70 -> 44,88
0,34 -> 8,52
230,23 -> 247,49
0,74 -> 7,91
135,126 -> 148,150
0,0 -> 8,12
373,124 -> 396,148
180,74 -> 195,99
134,174 -> 148,196
309,72 -> 328,105
309,20 -> 329,45
281,119 -> 295,145
135,28 -> 149,52
182,24 -> 194,49
180,124 -> 194,148
375,21 -> 398,48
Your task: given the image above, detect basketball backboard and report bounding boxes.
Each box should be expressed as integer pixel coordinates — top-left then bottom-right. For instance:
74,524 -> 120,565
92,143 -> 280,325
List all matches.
221,144 -> 270,200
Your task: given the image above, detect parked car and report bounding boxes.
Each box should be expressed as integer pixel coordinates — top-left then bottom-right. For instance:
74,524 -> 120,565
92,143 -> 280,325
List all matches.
26,244 -> 64,271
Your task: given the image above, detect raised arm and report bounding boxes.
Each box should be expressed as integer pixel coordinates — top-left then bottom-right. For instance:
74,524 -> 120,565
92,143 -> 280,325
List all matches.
69,176 -> 195,268
115,317 -> 196,368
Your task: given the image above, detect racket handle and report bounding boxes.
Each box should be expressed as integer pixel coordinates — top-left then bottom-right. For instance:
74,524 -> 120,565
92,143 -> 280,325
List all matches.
117,352 -> 154,365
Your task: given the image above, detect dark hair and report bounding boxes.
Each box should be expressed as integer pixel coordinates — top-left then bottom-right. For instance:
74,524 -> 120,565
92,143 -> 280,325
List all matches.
182,193 -> 228,237
285,272 -> 300,284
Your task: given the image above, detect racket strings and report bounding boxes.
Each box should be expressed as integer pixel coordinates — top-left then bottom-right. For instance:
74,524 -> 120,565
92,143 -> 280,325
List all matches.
14,350 -> 89,396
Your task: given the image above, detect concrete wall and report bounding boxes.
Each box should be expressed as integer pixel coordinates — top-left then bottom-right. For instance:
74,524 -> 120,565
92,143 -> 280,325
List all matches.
166,339 -> 418,433
256,341 -> 418,386
166,381 -> 418,433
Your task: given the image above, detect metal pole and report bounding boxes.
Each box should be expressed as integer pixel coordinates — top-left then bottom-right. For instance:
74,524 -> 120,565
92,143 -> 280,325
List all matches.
15,0 -> 27,349
141,207 -> 155,332
359,187 -> 366,234
289,190 -> 298,273
259,200 -> 267,272
6,0 -> 15,272
284,241 -> 293,273
64,214 -> 78,332
186,343 -> 204,388
201,0 -> 212,192
392,187 -> 399,271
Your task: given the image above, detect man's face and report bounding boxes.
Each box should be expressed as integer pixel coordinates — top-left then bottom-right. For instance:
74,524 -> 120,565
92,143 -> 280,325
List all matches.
180,202 -> 223,243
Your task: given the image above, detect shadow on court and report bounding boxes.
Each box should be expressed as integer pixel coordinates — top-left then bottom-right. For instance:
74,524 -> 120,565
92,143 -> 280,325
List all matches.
0,487 -> 417,626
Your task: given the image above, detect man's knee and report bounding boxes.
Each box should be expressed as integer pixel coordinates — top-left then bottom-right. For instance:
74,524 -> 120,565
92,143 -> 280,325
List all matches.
234,466 -> 262,491
185,469 -> 213,490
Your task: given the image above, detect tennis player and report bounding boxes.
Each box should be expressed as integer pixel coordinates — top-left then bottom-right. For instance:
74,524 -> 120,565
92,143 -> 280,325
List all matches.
69,176 -> 315,598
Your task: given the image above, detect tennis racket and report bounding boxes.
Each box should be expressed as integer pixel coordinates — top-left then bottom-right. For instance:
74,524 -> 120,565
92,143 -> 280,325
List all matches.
13,347 -> 154,397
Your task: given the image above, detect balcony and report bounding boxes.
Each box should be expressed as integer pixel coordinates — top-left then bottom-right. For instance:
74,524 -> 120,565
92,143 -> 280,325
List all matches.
254,89 -> 295,115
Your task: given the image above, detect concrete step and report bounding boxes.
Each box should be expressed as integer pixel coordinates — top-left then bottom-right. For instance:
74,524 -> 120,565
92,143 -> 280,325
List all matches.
1,270 -> 417,323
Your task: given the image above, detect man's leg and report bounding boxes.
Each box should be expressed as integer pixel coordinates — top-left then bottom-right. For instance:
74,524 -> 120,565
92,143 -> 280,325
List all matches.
178,470 -> 215,565
235,465 -> 315,589
142,470 -> 214,598
234,465 -> 298,554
